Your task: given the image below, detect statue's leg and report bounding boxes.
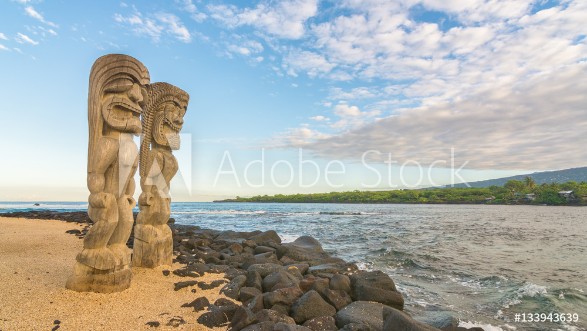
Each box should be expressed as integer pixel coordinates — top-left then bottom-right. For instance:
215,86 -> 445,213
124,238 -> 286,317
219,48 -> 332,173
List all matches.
67,139 -> 132,292
82,136 -> 120,254
76,192 -> 119,269
108,195 -> 135,266
108,133 -> 139,260
133,191 -> 172,268
67,192 -> 131,293
160,221 -> 173,266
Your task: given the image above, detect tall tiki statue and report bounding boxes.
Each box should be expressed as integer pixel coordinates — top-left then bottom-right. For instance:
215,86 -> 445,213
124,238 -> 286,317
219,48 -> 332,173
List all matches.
133,82 -> 189,268
67,54 -> 149,292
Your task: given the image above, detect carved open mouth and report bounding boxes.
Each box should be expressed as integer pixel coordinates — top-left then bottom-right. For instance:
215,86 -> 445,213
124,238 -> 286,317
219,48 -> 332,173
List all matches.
164,116 -> 181,132
153,111 -> 182,149
111,98 -> 143,114
102,97 -> 142,133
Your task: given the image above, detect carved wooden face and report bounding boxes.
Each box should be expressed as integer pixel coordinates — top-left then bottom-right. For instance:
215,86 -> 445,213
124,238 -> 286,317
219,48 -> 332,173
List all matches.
153,101 -> 186,150
101,76 -> 147,134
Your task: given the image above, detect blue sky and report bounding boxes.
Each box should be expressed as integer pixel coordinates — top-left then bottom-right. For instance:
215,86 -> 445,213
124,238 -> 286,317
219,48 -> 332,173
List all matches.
0,0 -> 586,201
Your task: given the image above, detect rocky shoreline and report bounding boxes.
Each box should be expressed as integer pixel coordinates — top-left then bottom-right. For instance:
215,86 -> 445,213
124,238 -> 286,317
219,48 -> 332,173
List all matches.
1,210 -> 484,331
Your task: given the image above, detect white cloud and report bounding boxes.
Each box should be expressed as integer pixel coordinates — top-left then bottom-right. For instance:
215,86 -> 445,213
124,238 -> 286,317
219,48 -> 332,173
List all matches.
272,126 -> 331,147
177,0 -> 207,22
179,0 -> 196,13
24,6 -> 58,28
156,13 -> 191,42
420,0 -> 533,24
267,0 -> 587,171
114,10 -> 191,43
15,32 -> 38,45
114,13 -> 163,41
283,50 -> 335,77
303,62 -> 587,170
310,115 -> 329,121
329,87 -> 379,101
207,4 -> 238,25
0,44 -> 10,51
334,104 -> 361,117
0,32 -> 7,40
24,6 -> 43,20
442,26 -> 494,55
227,38 -> 264,56
228,45 -> 252,56
32,25 -> 59,37
330,103 -> 381,129
208,0 -> 318,39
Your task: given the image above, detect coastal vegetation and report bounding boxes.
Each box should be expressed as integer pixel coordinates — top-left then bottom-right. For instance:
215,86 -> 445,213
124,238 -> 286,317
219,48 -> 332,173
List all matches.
219,178 -> 587,205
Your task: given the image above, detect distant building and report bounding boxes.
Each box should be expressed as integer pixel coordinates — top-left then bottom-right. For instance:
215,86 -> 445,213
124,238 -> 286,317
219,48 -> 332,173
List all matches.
524,193 -> 536,201
558,190 -> 576,201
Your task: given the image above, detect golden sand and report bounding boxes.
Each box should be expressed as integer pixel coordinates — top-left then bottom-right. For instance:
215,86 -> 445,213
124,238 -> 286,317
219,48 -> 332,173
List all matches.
0,217 -> 230,331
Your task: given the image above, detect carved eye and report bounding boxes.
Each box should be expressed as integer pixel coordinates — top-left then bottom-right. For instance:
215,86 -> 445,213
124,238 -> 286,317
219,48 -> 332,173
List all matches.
104,78 -> 134,93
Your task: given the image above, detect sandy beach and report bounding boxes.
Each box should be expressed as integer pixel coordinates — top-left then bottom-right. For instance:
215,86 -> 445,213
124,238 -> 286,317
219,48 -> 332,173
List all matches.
0,217 -> 230,331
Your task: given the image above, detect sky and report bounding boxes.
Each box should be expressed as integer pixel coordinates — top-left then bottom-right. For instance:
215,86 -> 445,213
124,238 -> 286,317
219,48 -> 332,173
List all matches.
0,0 -> 586,201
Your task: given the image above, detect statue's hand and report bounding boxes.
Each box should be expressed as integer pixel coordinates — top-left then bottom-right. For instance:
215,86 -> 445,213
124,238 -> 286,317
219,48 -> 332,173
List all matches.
138,192 -> 153,207
125,195 -> 136,208
88,192 -> 117,224
89,192 -> 109,208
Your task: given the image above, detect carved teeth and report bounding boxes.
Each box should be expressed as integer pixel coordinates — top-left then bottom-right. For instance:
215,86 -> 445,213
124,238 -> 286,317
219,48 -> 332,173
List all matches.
113,100 -> 142,114
164,116 -> 181,132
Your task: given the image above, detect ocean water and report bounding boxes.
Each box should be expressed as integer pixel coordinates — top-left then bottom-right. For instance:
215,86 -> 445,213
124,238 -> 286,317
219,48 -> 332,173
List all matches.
1,202 -> 585,330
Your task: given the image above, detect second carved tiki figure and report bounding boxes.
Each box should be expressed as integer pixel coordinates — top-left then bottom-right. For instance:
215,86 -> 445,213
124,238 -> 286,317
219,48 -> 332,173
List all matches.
133,82 -> 189,268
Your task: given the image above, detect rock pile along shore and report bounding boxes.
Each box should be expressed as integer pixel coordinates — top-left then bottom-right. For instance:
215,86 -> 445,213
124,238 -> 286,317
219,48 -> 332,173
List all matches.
0,210 -> 484,331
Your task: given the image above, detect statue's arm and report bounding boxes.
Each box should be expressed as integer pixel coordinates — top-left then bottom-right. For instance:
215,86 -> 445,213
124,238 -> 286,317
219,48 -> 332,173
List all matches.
88,137 -> 118,206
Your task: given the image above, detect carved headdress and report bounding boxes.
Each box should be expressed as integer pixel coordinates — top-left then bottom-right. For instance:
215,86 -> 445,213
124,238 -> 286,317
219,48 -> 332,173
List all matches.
87,54 -> 150,173
140,82 -> 189,177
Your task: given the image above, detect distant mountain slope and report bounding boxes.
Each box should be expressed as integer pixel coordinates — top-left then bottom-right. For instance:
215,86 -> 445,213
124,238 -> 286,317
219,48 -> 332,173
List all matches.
452,167 -> 587,188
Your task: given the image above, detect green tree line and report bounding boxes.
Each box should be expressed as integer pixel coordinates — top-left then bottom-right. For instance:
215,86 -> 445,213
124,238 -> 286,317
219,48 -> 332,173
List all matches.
219,178 -> 587,205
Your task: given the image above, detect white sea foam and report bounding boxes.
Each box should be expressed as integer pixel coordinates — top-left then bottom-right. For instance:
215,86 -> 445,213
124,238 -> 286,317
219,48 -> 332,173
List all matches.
0,203 -> 87,209
412,299 -> 432,307
494,310 -> 504,319
459,279 -> 483,289
501,282 -> 548,309
501,298 -> 521,309
279,234 -> 299,243
559,324 -> 582,331
516,282 -> 547,298
355,261 -> 374,271
172,210 -> 266,215
458,321 -> 513,331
